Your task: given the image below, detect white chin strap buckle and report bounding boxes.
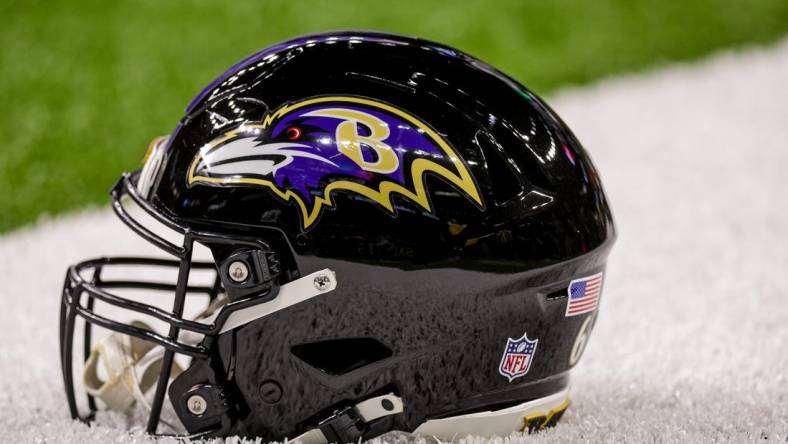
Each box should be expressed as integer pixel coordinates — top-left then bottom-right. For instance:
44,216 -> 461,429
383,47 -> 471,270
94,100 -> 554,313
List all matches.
292,393 -> 404,444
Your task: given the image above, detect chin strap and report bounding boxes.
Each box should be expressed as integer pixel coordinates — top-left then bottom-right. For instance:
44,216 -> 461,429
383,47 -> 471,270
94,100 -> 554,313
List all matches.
81,296 -> 226,417
82,321 -> 183,413
292,393 -> 404,444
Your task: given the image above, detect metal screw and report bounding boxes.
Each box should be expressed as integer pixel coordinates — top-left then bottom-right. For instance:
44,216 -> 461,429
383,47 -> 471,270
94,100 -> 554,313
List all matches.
260,380 -> 283,404
313,273 -> 331,291
228,261 -> 249,283
187,394 -> 207,416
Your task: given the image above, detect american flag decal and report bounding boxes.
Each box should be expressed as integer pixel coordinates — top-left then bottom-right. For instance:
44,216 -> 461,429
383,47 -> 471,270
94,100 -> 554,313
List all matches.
565,272 -> 604,317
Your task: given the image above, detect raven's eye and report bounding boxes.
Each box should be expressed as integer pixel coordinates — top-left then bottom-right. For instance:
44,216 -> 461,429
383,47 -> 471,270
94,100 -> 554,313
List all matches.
286,126 -> 302,141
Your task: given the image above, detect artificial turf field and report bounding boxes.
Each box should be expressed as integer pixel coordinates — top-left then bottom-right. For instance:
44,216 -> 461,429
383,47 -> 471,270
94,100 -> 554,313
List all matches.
2,0 -> 788,233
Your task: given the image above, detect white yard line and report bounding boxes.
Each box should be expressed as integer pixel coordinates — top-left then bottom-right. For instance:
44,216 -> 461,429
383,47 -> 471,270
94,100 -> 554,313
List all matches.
2,39 -> 787,443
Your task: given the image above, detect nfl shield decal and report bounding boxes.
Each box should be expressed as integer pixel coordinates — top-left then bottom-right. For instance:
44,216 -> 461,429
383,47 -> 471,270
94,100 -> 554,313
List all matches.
498,332 -> 538,382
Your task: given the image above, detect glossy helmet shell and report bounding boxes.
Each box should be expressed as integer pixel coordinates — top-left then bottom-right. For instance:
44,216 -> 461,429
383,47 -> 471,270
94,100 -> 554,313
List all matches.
146,31 -> 614,439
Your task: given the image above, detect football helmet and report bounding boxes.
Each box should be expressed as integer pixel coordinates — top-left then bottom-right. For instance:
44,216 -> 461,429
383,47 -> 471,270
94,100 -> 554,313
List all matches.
59,31 -> 615,441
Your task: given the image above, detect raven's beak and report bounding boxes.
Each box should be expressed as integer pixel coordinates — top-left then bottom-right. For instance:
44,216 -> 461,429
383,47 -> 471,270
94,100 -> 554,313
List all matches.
194,138 -> 337,178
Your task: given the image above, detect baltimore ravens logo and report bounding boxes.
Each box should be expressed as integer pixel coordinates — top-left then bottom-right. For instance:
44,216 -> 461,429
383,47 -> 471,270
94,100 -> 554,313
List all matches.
187,96 -> 483,229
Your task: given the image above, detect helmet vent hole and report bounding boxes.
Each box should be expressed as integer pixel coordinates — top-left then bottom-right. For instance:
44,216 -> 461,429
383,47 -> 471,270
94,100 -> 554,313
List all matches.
546,288 -> 567,300
291,338 -> 392,376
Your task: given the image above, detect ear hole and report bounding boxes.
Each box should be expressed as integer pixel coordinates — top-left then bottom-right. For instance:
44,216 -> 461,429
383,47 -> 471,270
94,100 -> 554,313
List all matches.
291,338 -> 393,376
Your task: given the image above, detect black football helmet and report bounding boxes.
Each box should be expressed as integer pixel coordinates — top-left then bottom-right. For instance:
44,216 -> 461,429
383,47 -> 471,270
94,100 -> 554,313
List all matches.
60,31 -> 615,441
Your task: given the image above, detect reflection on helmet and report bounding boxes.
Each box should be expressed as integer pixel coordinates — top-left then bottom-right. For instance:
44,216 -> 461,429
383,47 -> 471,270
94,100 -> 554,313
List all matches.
59,31 -> 615,441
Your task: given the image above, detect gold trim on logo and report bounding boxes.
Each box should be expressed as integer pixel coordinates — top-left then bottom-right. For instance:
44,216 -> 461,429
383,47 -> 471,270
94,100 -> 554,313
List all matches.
187,96 -> 482,229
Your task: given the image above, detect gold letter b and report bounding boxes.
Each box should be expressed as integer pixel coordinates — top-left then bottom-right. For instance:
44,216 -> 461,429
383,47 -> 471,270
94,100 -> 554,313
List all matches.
305,108 -> 399,174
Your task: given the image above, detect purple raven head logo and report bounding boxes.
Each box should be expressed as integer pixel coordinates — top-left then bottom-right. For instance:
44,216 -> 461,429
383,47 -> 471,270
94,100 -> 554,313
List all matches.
187,96 -> 482,229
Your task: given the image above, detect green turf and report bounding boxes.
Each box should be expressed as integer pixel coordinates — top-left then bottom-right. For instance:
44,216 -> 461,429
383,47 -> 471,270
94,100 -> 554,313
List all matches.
1,0 -> 787,233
